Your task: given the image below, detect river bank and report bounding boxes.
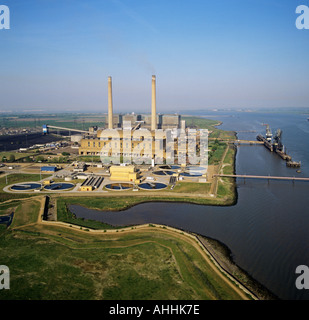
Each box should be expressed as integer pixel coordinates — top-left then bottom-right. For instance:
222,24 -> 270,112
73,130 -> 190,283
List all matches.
49,199 -> 278,300
196,235 -> 278,300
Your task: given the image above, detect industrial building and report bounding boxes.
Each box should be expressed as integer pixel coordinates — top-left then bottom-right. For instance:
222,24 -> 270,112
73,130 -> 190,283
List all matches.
109,165 -> 141,183
78,75 -> 196,165
101,113 -> 181,130
80,175 -> 104,191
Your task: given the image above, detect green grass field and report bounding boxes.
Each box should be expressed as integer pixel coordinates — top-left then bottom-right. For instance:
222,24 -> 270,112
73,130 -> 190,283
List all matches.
0,227 -> 245,300
182,116 -> 220,129
0,200 -> 20,214
170,182 -> 211,194
182,116 -> 235,140
0,113 -> 106,131
209,140 -> 228,165
0,196 -> 248,300
0,152 -> 36,161
216,146 -> 237,201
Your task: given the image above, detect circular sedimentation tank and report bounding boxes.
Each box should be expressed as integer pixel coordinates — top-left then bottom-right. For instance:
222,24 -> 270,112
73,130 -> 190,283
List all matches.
10,183 -> 42,191
44,183 -> 74,191
153,170 -> 176,176
138,182 -> 167,190
180,172 -> 203,177
159,165 -> 181,170
105,183 -> 133,191
186,165 -> 207,171
180,166 -> 207,177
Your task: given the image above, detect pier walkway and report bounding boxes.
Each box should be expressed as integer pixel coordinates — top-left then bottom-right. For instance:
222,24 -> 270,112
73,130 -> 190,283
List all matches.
213,174 -> 309,182
230,140 -> 264,145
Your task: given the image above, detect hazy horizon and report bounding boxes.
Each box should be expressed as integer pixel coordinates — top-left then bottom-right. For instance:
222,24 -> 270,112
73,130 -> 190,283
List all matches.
1,0 -> 309,113
1,106 -> 308,116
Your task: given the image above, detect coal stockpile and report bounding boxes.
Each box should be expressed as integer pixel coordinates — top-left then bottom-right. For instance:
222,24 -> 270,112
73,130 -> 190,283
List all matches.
0,133 -> 64,151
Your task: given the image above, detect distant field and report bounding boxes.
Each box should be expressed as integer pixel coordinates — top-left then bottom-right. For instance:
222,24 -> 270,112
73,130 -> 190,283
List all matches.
1,114 -> 233,136
182,116 -> 220,129
0,152 -> 36,161
0,113 -> 106,130
182,116 -> 235,140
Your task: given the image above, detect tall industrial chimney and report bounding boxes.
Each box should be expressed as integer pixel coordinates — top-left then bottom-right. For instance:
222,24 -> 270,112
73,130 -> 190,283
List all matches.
108,76 -> 113,129
151,75 -> 157,131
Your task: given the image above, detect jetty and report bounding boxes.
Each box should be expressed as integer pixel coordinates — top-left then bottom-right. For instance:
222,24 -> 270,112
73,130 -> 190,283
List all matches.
214,174 -> 309,182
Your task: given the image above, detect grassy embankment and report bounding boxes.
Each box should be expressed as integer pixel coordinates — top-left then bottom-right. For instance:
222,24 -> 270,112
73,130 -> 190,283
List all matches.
0,196 -> 249,300
216,146 -> 237,200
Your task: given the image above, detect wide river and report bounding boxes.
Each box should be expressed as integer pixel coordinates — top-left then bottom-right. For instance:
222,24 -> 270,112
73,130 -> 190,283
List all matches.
70,111 -> 309,300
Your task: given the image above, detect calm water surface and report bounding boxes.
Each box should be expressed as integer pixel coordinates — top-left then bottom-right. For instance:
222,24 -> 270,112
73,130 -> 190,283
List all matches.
69,111 -> 309,300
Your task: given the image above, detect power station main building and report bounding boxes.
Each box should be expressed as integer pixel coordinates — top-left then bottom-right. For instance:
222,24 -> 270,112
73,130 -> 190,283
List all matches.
79,76 -> 190,164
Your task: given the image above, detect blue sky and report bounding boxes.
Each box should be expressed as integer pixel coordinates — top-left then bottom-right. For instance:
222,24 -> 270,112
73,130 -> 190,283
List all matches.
0,0 -> 308,113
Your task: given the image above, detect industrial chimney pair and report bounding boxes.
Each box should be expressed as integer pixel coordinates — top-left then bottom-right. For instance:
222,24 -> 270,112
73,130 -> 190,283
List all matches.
107,75 -> 157,131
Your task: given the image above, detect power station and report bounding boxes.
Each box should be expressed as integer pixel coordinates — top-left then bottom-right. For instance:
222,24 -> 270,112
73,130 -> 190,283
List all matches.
101,75 -> 181,131
78,75 -> 193,165
41,75 -> 207,167
43,75 -> 182,133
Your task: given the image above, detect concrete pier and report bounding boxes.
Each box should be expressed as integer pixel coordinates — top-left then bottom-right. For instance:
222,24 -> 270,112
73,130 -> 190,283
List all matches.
214,174 -> 309,182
